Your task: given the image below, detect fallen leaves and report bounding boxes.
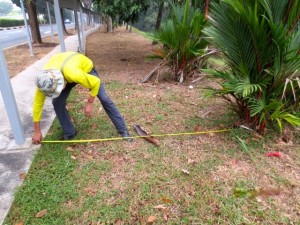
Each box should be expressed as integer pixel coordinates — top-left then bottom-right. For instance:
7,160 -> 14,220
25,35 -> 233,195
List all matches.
35,209 -> 48,218
194,125 -> 201,132
152,202 -> 169,222
14,222 -> 24,225
153,204 -> 167,209
84,187 -> 97,196
66,146 -> 74,152
133,124 -> 159,146
19,172 -> 26,180
147,215 -> 156,223
162,196 -> 172,204
265,151 -> 282,158
181,169 -> 190,175
233,187 -> 282,199
187,158 -> 196,165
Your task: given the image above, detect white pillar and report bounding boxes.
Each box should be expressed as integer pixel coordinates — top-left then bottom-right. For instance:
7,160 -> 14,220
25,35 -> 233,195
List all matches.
20,0 -> 34,56
74,10 -> 82,53
46,2 -> 54,42
79,7 -> 85,53
0,49 -> 25,145
53,0 -> 65,52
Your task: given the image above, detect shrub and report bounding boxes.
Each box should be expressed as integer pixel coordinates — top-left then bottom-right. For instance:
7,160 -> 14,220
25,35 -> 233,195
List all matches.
0,18 -> 24,27
204,0 -> 300,134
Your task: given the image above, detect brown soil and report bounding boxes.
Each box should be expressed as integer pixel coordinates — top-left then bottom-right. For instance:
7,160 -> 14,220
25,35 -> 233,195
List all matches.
4,36 -> 58,78
86,26 -> 159,83
4,26 -> 158,82
4,29 -> 77,78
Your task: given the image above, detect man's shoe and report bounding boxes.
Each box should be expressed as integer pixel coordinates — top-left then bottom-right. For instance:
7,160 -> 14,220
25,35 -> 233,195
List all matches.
60,131 -> 77,140
120,130 -> 133,142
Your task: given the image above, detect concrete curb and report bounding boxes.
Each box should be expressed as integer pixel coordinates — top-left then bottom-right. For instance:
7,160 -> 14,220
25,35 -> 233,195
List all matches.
0,26 -> 25,31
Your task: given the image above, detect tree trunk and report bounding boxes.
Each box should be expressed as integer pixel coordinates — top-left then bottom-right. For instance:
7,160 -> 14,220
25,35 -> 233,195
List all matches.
107,16 -> 112,32
152,1 -> 164,45
205,0 -> 209,19
60,8 -> 71,35
25,0 -> 42,44
155,1 -> 164,30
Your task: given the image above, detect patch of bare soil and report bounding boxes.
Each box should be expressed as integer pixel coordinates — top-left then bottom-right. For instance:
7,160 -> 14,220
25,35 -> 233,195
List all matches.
4,36 -> 58,78
4,29 -> 77,78
86,26 -> 159,83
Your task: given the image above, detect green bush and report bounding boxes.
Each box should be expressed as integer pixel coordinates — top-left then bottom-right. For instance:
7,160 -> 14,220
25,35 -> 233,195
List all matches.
0,18 -> 24,27
204,0 -> 300,134
149,0 -> 208,82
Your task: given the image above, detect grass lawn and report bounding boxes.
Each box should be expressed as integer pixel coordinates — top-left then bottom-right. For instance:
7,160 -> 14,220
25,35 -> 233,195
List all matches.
4,28 -> 300,225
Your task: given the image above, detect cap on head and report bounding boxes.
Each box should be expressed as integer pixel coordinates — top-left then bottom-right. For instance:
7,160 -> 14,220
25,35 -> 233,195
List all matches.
35,69 -> 65,98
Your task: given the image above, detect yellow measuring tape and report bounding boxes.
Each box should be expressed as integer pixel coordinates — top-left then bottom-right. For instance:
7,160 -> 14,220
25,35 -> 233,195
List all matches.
42,128 -> 231,143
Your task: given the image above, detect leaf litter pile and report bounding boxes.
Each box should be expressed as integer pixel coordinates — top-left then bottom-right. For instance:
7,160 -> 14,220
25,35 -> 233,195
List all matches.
5,26 -> 300,224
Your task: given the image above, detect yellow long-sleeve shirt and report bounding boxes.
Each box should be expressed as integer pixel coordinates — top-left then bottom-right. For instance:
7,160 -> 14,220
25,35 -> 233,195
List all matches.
33,51 -> 101,122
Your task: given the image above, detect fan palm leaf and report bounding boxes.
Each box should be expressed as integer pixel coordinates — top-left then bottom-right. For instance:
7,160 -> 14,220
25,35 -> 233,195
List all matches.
204,0 -> 300,133
149,0 -> 208,81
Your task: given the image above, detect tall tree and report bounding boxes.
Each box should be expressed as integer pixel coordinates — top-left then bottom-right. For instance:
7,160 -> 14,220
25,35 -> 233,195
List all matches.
205,0 -> 209,18
92,0 -> 150,31
154,0 -> 164,30
12,0 -> 42,44
24,0 -> 42,44
152,0 -> 165,44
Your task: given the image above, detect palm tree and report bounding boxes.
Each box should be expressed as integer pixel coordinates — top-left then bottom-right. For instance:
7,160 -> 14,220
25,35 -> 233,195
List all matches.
204,0 -> 300,134
147,0 -> 209,82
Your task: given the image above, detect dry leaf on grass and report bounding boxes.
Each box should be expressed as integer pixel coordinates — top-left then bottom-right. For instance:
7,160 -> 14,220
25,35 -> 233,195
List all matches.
194,125 -> 201,132
208,132 -> 215,137
66,146 -> 74,152
35,209 -> 48,218
181,169 -> 190,175
162,196 -> 172,204
163,212 -> 168,221
133,124 -> 159,146
265,152 -> 282,158
84,187 -> 97,196
258,188 -> 282,197
19,173 -> 26,180
187,158 -> 196,164
153,204 -> 167,209
14,222 -> 24,225
115,219 -> 123,225
91,123 -> 98,129
84,154 -> 94,160
147,215 -> 156,223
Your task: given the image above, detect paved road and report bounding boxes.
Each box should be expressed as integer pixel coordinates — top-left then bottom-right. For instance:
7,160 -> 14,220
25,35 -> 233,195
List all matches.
0,24 -> 74,49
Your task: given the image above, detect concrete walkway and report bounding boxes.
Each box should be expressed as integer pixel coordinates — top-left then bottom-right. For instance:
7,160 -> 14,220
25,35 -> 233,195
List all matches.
0,27 -> 99,224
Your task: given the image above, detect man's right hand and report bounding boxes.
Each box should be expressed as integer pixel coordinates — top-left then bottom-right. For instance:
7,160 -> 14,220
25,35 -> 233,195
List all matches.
32,122 -> 42,144
32,131 -> 43,144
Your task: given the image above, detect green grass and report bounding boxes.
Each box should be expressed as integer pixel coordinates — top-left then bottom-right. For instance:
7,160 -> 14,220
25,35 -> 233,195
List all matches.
4,143 -> 78,225
4,63 -> 300,224
132,27 -> 153,41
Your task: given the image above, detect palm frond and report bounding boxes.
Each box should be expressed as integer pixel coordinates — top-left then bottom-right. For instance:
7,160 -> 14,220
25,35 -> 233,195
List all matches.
206,0 -> 300,133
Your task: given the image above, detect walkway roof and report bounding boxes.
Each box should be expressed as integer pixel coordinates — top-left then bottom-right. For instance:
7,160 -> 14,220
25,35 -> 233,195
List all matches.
45,0 -> 97,14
